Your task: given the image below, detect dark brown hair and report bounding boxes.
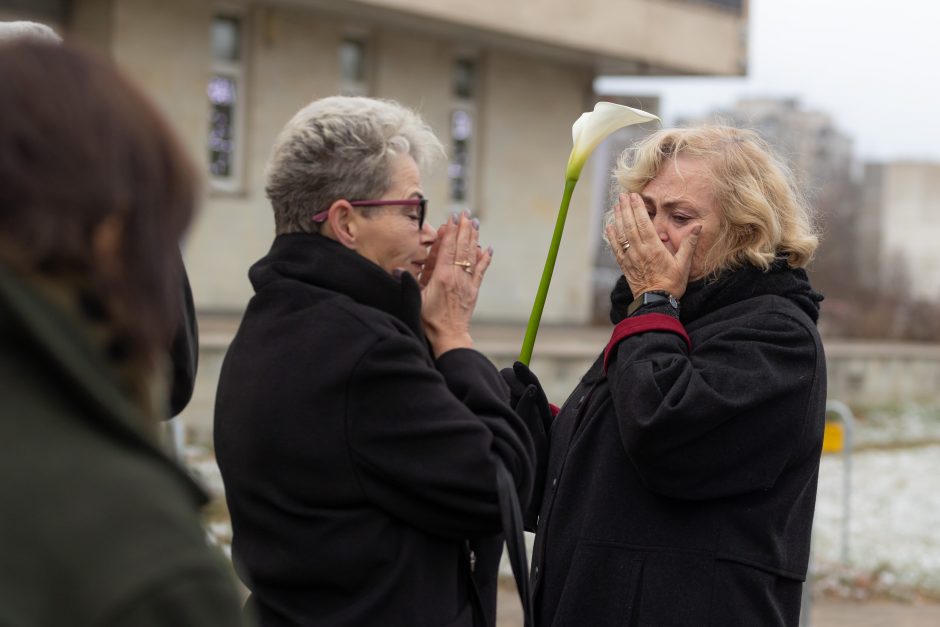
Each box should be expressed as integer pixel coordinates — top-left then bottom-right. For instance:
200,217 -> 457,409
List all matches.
0,41 -> 197,368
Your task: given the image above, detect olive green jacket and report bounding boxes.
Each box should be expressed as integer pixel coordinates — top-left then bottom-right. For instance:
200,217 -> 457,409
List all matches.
0,266 -> 249,627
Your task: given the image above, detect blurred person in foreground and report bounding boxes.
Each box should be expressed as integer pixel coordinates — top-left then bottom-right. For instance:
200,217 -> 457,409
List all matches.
0,19 -> 199,419
214,96 -> 534,626
504,126 -> 827,626
0,41 -> 248,626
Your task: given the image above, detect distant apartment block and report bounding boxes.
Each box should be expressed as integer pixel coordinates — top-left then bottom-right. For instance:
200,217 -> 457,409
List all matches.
679,97 -> 854,198
859,162 -> 940,301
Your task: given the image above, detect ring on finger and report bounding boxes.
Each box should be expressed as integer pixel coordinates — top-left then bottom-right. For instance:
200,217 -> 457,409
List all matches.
453,260 -> 472,268
463,266 -> 473,275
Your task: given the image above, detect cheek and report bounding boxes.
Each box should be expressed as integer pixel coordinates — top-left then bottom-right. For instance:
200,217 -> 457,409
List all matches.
392,231 -> 422,260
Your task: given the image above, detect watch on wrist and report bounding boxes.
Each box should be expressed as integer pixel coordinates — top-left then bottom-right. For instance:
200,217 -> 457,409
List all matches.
626,290 -> 680,316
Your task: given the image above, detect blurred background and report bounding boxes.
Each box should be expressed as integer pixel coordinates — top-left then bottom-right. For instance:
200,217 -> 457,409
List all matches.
4,0 -> 939,623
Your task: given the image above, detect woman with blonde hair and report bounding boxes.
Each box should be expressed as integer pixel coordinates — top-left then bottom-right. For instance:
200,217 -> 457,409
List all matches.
504,125 -> 826,626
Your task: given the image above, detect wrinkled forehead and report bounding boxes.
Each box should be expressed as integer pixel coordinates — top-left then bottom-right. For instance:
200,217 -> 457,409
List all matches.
646,155 -> 718,199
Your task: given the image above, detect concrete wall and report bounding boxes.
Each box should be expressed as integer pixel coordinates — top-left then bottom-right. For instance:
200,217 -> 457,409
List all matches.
475,49 -> 595,321
826,341 -> 940,407
179,324 -> 940,446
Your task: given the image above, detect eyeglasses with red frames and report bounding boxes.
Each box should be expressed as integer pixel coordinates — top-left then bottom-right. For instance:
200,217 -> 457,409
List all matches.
311,196 -> 427,229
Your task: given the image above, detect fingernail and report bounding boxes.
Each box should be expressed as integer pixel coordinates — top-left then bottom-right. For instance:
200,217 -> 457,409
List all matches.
487,246 -> 494,257
471,218 -> 480,230
451,212 -> 459,224
463,209 -> 471,218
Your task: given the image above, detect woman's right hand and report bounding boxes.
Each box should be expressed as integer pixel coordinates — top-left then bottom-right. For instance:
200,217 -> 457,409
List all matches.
419,212 -> 493,358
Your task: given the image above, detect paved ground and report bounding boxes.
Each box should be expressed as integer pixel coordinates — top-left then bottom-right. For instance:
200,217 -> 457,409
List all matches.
495,583 -> 940,626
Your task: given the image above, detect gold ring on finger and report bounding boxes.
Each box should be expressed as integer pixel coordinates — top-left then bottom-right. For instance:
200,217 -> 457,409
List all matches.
453,260 -> 472,268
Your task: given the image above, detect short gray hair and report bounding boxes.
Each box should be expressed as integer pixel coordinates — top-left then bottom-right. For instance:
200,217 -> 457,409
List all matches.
265,96 -> 445,235
0,21 -> 62,44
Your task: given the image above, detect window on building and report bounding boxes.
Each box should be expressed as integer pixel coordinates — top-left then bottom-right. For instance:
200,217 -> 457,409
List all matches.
339,37 -> 371,96
449,57 -> 478,215
208,14 -> 245,191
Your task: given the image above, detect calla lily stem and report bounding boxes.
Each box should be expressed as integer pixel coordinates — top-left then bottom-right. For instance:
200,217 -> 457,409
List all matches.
519,178 -> 578,365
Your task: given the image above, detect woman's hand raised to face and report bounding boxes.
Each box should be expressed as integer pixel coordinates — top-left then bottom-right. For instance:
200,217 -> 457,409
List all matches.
605,193 -> 701,299
419,212 -> 493,358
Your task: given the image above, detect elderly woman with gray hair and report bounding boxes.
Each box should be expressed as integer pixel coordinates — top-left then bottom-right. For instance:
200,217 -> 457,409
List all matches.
214,96 -> 534,626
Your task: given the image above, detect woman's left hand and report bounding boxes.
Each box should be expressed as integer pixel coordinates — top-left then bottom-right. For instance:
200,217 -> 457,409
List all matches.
419,212 -> 493,358
605,192 -> 701,299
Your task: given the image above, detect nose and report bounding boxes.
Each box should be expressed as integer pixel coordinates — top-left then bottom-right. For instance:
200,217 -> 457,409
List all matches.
651,213 -> 669,241
420,221 -> 437,246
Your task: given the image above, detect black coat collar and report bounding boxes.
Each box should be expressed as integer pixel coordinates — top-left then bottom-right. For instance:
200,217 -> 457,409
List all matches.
610,258 -> 823,326
249,233 -> 425,339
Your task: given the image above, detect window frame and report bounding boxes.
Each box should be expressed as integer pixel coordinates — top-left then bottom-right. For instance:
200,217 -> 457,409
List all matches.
448,52 -> 481,217
338,31 -> 374,97
208,11 -> 248,195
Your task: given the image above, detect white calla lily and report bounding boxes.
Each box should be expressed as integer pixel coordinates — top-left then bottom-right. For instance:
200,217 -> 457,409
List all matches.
565,102 -> 660,181
519,102 -> 659,364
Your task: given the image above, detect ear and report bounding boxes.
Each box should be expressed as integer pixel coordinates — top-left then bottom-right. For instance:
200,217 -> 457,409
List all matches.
320,199 -> 359,250
91,214 -> 125,279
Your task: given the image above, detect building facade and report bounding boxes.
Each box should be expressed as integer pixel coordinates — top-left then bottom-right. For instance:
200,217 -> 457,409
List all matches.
3,0 -> 747,440
5,0 -> 747,323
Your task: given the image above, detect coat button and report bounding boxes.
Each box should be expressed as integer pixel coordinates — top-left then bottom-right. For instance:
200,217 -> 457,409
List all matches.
551,477 -> 558,489
534,565 -> 539,578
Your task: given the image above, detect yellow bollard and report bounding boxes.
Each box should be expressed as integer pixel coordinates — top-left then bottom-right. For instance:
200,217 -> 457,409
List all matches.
822,421 -> 844,453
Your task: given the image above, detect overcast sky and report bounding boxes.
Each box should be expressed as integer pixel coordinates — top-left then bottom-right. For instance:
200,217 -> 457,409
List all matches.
596,0 -> 940,163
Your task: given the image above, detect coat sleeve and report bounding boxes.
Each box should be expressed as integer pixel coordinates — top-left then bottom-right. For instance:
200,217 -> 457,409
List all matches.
104,571 -> 250,627
607,309 -> 822,501
345,338 -> 535,539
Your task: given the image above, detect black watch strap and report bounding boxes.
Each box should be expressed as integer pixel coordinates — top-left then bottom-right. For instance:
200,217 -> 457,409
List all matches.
626,290 -> 679,316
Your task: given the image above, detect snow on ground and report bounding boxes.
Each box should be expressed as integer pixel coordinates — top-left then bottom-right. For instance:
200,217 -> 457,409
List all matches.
812,442 -> 940,599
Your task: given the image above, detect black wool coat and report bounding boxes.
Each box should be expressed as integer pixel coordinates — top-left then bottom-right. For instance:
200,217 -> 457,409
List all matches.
530,262 -> 826,627
214,233 -> 534,627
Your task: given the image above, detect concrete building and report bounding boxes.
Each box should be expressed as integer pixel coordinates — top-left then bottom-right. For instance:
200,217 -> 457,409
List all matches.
859,161 -> 940,301
5,0 -> 747,322
3,0 -> 748,440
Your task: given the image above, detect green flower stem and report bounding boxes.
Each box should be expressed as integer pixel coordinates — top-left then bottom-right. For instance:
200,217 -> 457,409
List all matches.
519,177 -> 578,365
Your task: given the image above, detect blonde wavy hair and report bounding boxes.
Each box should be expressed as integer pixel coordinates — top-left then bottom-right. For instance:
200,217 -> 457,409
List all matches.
613,125 -> 819,277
